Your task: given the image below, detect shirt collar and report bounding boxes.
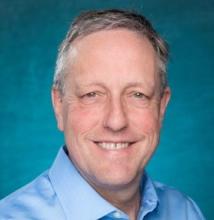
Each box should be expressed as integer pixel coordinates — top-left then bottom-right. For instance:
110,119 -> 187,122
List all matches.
49,146 -> 116,220
49,147 -> 159,220
138,172 -> 159,219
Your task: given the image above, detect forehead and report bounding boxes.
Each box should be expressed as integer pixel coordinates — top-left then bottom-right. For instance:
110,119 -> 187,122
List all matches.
66,29 -> 158,89
71,29 -> 156,61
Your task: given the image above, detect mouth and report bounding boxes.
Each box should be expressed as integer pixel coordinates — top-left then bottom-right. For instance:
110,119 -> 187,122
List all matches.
94,141 -> 134,150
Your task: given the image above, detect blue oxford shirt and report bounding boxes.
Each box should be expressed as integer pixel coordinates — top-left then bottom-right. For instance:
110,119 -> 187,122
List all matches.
0,147 -> 205,219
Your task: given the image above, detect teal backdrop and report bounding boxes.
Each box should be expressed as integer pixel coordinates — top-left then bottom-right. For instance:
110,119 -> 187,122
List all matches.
0,0 -> 213,219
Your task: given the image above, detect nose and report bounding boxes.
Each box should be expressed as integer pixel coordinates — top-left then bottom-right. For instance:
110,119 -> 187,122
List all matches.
103,97 -> 128,132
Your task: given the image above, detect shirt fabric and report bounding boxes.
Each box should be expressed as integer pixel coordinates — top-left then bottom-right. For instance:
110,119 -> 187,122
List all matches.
0,147 -> 206,220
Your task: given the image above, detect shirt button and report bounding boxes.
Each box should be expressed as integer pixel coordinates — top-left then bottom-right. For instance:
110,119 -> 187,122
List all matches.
113,211 -> 121,218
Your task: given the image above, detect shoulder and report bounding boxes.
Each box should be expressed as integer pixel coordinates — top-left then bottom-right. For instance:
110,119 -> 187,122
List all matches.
0,171 -> 65,219
153,181 -> 206,219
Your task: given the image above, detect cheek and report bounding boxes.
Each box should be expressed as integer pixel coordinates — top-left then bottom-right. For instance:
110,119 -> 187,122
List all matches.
130,108 -> 160,134
64,104 -> 103,135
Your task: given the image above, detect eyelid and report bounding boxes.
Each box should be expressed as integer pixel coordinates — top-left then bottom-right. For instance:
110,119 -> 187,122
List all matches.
127,90 -> 145,97
134,92 -> 145,97
84,92 -> 97,97
81,90 -> 105,98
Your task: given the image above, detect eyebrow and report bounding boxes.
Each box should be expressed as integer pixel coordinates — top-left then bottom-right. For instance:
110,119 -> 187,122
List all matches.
124,81 -> 155,91
74,82 -> 107,90
124,82 -> 147,88
74,81 -> 156,95
76,81 -> 153,87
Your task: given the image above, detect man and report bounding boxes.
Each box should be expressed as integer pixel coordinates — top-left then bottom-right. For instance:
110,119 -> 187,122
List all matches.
0,9 -> 205,220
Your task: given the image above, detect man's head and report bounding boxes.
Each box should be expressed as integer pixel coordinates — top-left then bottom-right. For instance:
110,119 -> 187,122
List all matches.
52,9 -> 170,195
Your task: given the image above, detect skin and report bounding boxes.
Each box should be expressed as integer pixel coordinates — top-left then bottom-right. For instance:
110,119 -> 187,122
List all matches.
52,29 -> 171,220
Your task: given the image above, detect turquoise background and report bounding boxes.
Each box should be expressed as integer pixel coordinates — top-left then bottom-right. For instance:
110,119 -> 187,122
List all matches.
0,0 -> 213,219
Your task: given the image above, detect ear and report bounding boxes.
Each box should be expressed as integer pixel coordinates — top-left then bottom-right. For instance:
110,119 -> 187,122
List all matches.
159,87 -> 171,123
51,89 -> 64,131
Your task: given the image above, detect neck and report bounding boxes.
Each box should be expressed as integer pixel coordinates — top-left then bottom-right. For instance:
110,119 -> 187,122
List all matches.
110,188 -> 141,220
93,177 -> 142,220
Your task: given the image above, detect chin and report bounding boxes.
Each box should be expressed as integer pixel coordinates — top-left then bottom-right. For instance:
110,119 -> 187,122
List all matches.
91,169 -> 142,191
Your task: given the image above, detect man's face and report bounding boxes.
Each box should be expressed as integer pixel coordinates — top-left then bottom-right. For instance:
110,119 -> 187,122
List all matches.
52,29 -> 170,192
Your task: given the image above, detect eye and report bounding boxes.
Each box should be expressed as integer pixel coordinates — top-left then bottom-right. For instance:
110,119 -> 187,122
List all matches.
79,91 -> 105,104
84,92 -> 97,98
133,92 -> 145,98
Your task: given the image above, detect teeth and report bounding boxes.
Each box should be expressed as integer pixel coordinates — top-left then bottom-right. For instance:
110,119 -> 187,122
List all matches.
97,142 -> 130,150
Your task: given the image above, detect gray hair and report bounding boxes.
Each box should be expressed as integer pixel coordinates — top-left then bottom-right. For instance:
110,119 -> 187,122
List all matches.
53,9 -> 169,96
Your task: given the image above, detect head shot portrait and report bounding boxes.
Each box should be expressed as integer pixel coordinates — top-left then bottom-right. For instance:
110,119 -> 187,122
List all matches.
0,2 -> 213,220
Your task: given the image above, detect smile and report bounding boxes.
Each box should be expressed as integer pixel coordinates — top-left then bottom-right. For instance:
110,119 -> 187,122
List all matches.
96,142 -> 132,150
